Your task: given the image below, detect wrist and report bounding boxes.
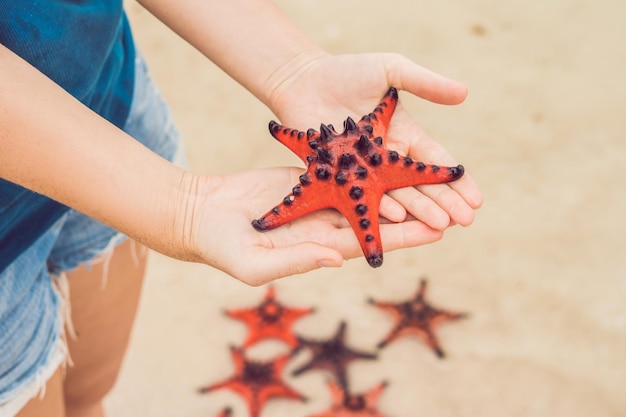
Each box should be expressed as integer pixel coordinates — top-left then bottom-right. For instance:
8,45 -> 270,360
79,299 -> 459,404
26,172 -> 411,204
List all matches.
262,48 -> 328,115
163,171 -> 207,263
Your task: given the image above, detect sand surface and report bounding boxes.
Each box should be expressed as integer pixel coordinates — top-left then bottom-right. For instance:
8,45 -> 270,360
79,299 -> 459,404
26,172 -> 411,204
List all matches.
107,1 -> 626,416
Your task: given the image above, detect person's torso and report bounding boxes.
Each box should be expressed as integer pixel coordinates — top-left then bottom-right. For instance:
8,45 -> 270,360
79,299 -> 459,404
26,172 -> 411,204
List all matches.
0,0 -> 136,272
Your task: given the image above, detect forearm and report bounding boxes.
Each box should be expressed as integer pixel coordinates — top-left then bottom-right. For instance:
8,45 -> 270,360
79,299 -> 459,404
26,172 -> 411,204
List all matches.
136,0 -> 326,108
0,45 -> 197,261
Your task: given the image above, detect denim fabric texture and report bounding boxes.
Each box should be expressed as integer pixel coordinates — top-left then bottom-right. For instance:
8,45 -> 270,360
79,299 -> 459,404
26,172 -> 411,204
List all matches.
0,53 -> 184,415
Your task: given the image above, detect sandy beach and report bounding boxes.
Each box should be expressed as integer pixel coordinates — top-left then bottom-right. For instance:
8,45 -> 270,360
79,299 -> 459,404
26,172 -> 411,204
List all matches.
106,1 -> 626,416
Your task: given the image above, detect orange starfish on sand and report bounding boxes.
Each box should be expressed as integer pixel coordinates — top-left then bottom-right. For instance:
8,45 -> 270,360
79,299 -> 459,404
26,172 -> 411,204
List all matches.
225,286 -> 313,348
198,347 -> 306,417
369,278 -> 468,358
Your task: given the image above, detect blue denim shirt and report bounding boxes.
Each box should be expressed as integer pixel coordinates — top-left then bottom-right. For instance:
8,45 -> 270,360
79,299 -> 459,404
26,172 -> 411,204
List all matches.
0,1 -> 136,272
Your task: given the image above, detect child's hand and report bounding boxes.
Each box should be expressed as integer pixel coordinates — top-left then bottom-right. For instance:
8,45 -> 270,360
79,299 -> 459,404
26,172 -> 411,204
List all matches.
266,53 -> 483,230
184,168 -> 445,285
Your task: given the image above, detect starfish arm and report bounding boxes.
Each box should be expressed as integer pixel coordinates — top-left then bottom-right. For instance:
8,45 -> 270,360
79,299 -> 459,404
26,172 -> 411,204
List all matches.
252,179 -> 333,231
325,380 -> 346,406
424,330 -> 445,358
291,361 -> 314,377
364,381 -> 388,409
367,300 -> 405,319
247,393 -> 262,417
264,285 -> 277,300
375,324 -> 404,349
357,87 -> 398,141
269,121 -> 319,163
224,308 -> 260,323
367,300 -> 407,348
223,310 -> 262,346
231,382 -> 263,416
337,190 -> 384,268
374,157 -> 465,192
199,347 -> 245,392
416,278 -> 428,299
440,310 -> 470,321
197,379 -> 233,393
257,383 -> 307,405
291,358 -> 350,391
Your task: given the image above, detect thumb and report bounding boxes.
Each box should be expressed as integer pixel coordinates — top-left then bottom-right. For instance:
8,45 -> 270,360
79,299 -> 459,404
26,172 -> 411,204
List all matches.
385,53 -> 468,105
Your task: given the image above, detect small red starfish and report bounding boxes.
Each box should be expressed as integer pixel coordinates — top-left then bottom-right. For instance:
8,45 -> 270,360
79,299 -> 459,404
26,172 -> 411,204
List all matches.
369,278 -> 468,358
292,321 -> 377,390
198,347 -> 306,417
252,87 -> 465,268
310,380 -> 389,417
224,286 -> 314,348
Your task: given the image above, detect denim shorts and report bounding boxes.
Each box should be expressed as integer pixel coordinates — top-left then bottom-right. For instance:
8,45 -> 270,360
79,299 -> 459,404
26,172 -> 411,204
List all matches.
0,52 -> 186,416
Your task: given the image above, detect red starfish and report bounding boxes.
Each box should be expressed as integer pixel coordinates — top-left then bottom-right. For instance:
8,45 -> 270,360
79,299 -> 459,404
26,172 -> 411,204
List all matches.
198,347 -> 306,417
292,321 -> 377,390
252,87 -> 465,268
310,380 -> 389,417
368,278 -> 468,358
225,286 -> 314,348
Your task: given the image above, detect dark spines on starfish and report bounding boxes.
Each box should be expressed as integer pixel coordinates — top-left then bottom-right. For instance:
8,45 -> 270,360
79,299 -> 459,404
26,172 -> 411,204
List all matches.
254,87 -> 465,267
320,123 -> 334,143
355,135 -> 372,155
355,204 -> 368,216
344,116 -> 358,133
354,166 -> 368,180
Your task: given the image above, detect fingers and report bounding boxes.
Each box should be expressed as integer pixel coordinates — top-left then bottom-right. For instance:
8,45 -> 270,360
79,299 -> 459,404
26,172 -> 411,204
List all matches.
416,183 -> 476,227
385,110 -> 483,223
232,242 -> 343,285
379,220 -> 444,251
386,187 -> 452,230
448,171 -> 484,211
379,194 -> 407,223
384,53 -> 468,105
310,219 -> 443,264
237,218 -> 443,285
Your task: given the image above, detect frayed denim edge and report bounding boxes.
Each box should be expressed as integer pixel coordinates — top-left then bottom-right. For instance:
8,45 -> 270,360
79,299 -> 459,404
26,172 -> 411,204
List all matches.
0,275 -> 71,417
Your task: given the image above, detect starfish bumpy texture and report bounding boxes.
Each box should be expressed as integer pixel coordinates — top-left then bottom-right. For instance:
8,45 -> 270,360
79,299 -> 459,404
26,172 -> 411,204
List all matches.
310,380 -> 389,417
369,278 -> 468,358
225,286 -> 313,348
198,347 -> 305,417
252,87 -> 465,267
